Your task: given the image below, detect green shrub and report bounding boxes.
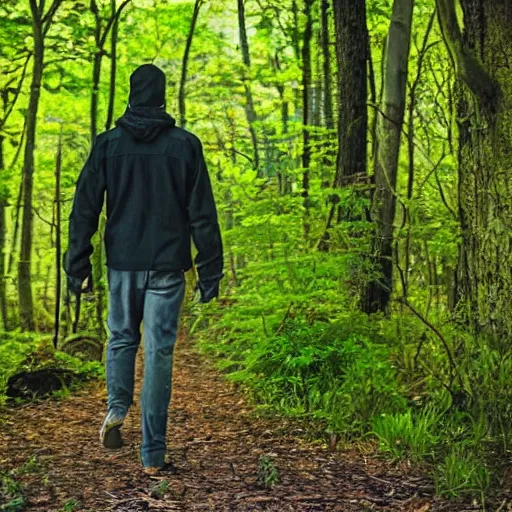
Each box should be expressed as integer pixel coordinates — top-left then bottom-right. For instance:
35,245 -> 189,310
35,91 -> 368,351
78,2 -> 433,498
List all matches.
0,332 -> 104,404
435,447 -> 490,501
372,404 -> 444,462
201,313 -> 408,434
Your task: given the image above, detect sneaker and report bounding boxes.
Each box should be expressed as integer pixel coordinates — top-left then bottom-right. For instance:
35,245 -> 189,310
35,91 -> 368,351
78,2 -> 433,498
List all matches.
142,461 -> 177,476
99,410 -> 125,449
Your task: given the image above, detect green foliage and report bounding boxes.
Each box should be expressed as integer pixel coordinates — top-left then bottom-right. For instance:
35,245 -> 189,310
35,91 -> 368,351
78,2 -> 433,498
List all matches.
59,498 -> 80,512
200,305 -> 408,434
0,473 -> 24,512
0,455 -> 44,511
372,405 -> 443,462
435,447 -> 490,501
0,332 -> 104,404
150,480 -> 169,500
257,456 -> 280,488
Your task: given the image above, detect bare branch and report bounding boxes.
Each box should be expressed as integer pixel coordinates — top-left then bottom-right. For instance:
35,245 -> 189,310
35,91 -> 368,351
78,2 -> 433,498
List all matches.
99,0 -> 132,48
42,0 -> 64,36
0,54 -> 31,130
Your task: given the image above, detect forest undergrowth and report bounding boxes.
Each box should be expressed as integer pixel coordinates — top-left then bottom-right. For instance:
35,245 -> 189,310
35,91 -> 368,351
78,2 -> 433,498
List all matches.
192,242 -> 512,506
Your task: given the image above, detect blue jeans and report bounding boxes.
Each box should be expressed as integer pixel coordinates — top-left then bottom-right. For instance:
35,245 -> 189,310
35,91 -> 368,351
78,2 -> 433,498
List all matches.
106,269 -> 186,467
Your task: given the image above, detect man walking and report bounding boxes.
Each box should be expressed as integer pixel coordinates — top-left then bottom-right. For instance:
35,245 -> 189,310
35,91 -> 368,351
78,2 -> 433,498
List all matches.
64,64 -> 223,472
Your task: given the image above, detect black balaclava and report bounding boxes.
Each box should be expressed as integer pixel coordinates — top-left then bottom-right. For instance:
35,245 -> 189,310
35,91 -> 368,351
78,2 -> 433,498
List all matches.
129,64 -> 166,108
116,64 -> 176,142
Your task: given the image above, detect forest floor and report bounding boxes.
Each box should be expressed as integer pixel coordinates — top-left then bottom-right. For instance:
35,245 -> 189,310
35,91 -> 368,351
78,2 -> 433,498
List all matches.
0,335 -> 482,512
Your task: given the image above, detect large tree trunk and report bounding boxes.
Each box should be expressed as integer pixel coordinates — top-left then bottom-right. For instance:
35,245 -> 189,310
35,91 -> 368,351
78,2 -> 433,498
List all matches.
438,0 -> 511,337
362,0 -> 414,314
332,0 -> 368,186
179,0 -> 203,129
319,0 -> 368,251
18,3 -> 45,331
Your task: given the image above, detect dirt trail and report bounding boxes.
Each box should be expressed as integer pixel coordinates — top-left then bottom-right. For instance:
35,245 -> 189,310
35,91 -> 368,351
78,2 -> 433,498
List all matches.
1,336 -> 469,511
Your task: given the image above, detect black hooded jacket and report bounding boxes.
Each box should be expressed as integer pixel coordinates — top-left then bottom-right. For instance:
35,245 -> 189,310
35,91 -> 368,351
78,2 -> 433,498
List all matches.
65,64 -> 223,291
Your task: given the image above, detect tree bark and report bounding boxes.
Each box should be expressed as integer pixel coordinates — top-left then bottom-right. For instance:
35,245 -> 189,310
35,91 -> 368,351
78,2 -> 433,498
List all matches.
19,1 -> 45,331
362,0 -> 414,314
319,0 -> 368,251
179,0 -> 203,129
332,0 -> 368,185
438,0 -> 511,337
237,0 -> 260,172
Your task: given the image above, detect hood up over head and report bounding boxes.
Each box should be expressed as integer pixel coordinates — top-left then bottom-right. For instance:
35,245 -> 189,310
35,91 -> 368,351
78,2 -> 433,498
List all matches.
116,64 -> 176,142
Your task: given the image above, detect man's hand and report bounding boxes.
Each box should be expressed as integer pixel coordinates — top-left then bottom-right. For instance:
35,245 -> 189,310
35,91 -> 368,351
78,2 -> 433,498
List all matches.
66,274 -> 93,295
195,277 -> 221,304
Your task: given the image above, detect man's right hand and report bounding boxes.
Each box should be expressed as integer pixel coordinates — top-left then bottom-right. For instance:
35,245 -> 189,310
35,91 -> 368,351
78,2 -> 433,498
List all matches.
66,274 -> 93,295
195,276 -> 222,304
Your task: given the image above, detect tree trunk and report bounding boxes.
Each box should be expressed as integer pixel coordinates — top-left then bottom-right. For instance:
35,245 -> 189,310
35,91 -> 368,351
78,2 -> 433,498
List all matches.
105,0 -> 118,132
319,0 -> 368,251
332,0 -> 368,186
302,0 -> 315,237
237,0 -> 260,172
6,115 -> 26,278
91,42 -> 105,336
321,0 -> 334,132
53,131 -> 62,348
90,0 -> 103,143
438,0 -> 512,337
91,56 -> 102,142
273,54 -> 292,195
320,0 -> 335,188
362,0 -> 414,314
179,0 -> 203,129
0,130 -> 9,330
9,180 -> 23,276
19,3 -> 45,331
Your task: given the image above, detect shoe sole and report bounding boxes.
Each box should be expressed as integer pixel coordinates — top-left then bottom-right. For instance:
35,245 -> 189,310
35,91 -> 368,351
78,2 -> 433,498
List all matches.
102,421 -> 124,450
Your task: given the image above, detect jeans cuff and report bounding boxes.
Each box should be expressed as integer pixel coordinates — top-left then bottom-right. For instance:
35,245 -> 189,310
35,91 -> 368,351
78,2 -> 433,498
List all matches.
142,450 -> 166,468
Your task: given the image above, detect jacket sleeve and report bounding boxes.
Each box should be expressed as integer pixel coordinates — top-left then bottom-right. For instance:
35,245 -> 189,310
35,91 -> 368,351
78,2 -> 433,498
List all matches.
64,140 -> 106,280
187,138 -> 223,291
